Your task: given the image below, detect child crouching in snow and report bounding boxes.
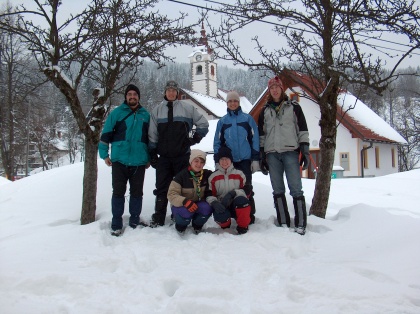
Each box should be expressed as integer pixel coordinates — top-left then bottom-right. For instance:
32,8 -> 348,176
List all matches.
167,149 -> 213,234
207,146 -> 252,234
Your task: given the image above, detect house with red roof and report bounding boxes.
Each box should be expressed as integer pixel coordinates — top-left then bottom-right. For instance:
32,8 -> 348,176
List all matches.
250,72 -> 407,178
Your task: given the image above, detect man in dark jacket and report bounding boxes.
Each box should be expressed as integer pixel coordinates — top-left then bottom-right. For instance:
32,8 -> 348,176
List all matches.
99,84 -> 150,236
148,80 -> 209,227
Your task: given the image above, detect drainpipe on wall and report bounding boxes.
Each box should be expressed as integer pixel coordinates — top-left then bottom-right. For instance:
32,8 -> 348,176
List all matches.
361,141 -> 373,178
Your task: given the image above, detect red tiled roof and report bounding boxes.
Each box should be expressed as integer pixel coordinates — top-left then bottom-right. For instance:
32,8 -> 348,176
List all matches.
250,71 -> 401,144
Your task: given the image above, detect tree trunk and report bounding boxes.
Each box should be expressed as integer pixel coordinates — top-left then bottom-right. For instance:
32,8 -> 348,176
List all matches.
309,92 -> 338,218
310,136 -> 335,218
80,134 -> 99,224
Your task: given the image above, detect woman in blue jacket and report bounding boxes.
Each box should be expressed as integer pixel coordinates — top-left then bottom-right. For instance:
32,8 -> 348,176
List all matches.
213,91 -> 260,224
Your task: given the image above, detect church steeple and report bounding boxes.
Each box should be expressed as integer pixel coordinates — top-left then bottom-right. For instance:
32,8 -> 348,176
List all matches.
198,22 -> 213,55
189,23 -> 218,97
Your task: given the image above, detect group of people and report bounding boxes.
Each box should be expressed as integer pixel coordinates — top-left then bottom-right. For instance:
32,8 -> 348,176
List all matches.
99,76 -> 310,237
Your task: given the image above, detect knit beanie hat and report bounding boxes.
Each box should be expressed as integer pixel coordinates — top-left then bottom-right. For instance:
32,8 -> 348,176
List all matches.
165,80 -> 179,92
189,149 -> 207,164
268,76 -> 284,91
125,84 -> 140,98
226,91 -> 240,103
216,146 -> 233,163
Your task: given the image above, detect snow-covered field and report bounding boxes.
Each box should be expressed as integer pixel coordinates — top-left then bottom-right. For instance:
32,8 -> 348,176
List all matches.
1,155 -> 419,313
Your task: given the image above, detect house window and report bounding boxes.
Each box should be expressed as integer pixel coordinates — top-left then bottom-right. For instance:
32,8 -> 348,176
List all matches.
211,65 -> 215,76
391,148 -> 396,168
340,152 -> 350,171
363,145 -> 369,169
375,146 -> 380,168
196,65 -> 203,75
290,93 -> 299,101
181,94 -> 186,100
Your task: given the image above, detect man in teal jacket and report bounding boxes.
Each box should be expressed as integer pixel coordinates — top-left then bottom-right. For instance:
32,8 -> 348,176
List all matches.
99,84 -> 150,236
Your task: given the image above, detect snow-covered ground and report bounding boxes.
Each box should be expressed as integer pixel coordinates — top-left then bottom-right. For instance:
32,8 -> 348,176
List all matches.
1,142 -> 419,313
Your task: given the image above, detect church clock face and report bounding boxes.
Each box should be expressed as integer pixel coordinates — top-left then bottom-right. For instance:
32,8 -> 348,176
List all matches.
195,54 -> 202,61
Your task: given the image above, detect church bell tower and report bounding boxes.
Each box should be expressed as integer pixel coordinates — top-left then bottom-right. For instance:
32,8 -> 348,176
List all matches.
189,23 -> 218,97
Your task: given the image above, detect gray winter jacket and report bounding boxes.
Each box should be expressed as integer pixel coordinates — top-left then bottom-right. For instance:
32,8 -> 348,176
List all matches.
258,99 -> 309,153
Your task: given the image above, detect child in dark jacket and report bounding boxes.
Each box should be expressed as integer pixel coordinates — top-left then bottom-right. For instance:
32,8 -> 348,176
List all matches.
207,146 -> 252,234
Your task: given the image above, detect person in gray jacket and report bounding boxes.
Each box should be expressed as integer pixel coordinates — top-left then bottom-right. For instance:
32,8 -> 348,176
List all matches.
148,80 -> 209,227
258,76 -> 310,235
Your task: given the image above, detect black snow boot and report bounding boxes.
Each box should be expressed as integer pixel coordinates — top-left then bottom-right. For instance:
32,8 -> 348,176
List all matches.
150,197 -> 168,227
236,226 -> 248,235
273,193 -> 290,227
129,196 -> 143,228
111,196 -> 125,231
293,195 -> 307,235
249,196 -> 256,224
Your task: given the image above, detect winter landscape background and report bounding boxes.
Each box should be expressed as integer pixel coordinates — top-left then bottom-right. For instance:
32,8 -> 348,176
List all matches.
1,130 -> 420,314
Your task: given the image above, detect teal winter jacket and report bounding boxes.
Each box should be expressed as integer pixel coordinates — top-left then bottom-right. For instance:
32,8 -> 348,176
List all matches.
99,102 -> 150,166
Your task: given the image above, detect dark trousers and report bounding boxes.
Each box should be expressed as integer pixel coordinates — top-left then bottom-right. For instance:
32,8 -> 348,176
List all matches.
111,162 -> 146,230
233,159 -> 252,184
112,162 -> 146,198
155,154 -> 190,199
152,154 -> 190,225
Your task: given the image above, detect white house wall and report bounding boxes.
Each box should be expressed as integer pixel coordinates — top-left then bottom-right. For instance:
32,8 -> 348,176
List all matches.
299,94 -> 321,151
296,88 -> 398,178
192,79 -> 207,96
357,140 -> 399,177
299,94 -> 357,176
336,122 -> 361,177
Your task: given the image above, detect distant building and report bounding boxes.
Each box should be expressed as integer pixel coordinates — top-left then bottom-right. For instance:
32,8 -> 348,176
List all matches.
176,23 -> 253,119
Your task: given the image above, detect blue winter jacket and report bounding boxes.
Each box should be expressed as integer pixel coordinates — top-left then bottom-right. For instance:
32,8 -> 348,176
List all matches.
99,102 -> 150,166
214,106 -> 260,162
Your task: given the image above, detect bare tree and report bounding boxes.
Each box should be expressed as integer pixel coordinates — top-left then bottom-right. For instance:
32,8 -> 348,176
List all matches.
207,0 -> 420,218
393,96 -> 420,171
0,7 -> 38,180
0,0 -> 197,224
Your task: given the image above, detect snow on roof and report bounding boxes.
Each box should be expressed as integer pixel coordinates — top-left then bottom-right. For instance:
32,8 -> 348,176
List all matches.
51,139 -> 69,151
182,89 -> 227,118
253,87 -> 268,107
338,92 -> 407,144
188,45 -> 209,57
252,87 -> 406,145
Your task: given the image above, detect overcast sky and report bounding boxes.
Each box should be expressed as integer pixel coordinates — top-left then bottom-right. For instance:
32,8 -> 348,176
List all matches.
2,0 -> 419,70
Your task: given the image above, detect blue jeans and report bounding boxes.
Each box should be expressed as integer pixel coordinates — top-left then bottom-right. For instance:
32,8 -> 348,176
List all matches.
266,151 -> 303,198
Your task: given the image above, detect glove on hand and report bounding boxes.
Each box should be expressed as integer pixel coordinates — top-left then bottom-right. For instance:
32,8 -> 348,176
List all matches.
189,132 -> 202,146
251,160 -> 261,174
149,149 -> 158,169
183,199 -> 198,212
221,190 -> 236,208
299,143 -> 310,171
211,200 -> 226,214
259,148 -> 269,175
